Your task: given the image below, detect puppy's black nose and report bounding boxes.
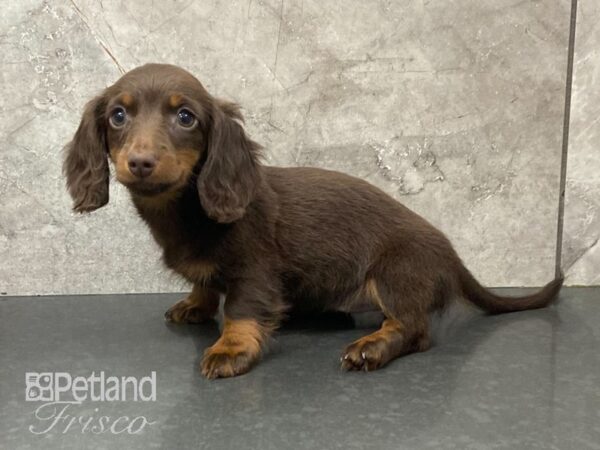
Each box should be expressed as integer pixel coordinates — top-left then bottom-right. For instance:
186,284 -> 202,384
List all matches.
128,155 -> 156,178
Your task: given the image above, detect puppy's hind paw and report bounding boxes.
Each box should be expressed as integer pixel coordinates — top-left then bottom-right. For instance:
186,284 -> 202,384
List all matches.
340,339 -> 387,372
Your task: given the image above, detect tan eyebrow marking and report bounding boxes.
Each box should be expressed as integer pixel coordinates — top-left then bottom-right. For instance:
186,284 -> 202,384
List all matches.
169,94 -> 183,108
120,93 -> 134,107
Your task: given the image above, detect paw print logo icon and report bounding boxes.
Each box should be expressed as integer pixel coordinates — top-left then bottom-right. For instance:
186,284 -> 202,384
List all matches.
25,372 -> 54,402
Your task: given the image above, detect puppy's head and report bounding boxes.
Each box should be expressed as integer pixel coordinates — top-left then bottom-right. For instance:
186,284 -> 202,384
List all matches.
63,63 -> 261,223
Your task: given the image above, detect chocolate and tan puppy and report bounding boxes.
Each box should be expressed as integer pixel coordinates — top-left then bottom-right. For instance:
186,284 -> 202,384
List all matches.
64,64 -> 563,379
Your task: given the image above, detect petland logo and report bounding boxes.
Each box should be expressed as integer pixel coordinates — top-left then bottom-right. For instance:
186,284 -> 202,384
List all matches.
25,371 -> 157,435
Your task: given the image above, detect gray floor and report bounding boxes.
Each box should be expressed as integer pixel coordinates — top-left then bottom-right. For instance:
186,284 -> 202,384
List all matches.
1,288 -> 599,450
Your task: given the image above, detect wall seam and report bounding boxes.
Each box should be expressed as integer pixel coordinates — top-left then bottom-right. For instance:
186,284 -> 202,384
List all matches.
555,0 -> 579,279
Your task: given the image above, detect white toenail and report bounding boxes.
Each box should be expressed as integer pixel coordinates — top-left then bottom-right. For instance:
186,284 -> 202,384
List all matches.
361,352 -> 366,359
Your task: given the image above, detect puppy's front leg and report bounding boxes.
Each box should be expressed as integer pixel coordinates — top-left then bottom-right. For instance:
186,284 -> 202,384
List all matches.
201,282 -> 284,379
165,284 -> 220,324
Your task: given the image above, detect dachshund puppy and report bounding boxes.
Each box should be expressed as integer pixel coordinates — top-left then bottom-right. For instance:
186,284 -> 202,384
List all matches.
64,64 -> 563,379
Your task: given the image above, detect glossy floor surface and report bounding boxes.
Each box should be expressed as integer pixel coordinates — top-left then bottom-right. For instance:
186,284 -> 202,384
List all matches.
1,288 -> 599,449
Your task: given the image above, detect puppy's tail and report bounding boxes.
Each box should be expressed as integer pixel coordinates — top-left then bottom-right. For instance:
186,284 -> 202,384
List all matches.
457,265 -> 563,314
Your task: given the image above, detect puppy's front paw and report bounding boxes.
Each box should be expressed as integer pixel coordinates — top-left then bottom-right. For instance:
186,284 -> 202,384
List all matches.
164,298 -> 212,324
201,346 -> 256,379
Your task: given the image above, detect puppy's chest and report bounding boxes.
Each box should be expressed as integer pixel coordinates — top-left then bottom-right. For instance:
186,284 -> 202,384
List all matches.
176,259 -> 216,285
144,214 -> 220,285
162,245 -> 217,285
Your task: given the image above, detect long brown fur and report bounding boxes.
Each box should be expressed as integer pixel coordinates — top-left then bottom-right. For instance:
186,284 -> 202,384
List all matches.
64,64 -> 563,378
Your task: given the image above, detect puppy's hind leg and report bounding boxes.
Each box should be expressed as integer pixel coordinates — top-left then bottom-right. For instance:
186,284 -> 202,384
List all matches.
341,265 -> 436,371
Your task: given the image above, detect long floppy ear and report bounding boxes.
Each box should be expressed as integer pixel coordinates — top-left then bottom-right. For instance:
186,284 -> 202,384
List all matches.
63,95 -> 109,213
197,99 -> 262,223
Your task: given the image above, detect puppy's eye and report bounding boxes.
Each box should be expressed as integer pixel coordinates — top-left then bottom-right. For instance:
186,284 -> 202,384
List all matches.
109,107 -> 127,128
177,108 -> 196,128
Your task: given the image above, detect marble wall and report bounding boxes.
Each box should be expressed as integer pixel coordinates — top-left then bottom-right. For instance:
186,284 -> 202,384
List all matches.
0,0 -> 593,296
563,0 -> 600,286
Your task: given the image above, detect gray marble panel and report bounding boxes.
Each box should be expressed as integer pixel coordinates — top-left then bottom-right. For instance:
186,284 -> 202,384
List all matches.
0,0 -> 570,294
563,0 -> 600,286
